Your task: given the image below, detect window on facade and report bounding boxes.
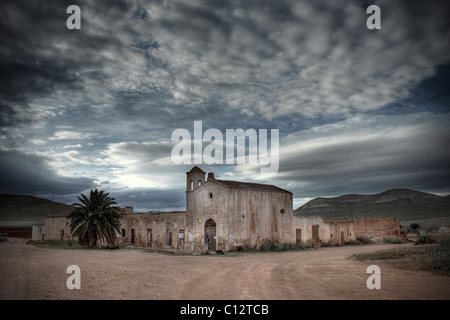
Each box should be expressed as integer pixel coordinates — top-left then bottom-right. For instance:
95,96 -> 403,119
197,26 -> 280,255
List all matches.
121,229 -> 126,237
280,209 -> 285,214
209,192 -> 213,199
198,180 -> 202,186
190,180 -> 194,190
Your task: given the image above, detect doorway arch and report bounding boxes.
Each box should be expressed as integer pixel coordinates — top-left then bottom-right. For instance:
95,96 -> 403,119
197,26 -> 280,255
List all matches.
204,218 -> 217,252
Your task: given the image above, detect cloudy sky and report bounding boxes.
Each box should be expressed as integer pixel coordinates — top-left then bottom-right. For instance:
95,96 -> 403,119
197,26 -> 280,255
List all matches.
1,0 -> 449,212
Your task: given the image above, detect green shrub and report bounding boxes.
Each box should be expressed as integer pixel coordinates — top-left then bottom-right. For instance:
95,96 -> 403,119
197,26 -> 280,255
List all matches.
430,238 -> 450,275
345,239 -> 362,246
383,236 -> 402,244
357,235 -> 373,244
260,240 -> 276,251
102,244 -> 120,250
415,235 -> 436,245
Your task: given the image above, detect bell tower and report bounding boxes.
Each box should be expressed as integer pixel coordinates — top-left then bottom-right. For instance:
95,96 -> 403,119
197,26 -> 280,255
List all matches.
186,166 -> 206,218
186,166 -> 206,192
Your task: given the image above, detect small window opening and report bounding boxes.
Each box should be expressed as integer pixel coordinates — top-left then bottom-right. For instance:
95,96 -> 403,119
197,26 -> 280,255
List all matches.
209,192 -> 213,199
280,208 -> 285,214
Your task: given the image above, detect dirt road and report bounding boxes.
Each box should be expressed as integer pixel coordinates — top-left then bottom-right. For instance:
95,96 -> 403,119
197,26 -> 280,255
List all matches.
1,238 -> 449,300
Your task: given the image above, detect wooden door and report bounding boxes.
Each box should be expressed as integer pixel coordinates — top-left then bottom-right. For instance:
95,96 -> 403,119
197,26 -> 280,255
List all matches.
312,225 -> 320,247
296,228 -> 302,244
131,229 -> 135,244
204,219 -> 216,251
147,229 -> 152,247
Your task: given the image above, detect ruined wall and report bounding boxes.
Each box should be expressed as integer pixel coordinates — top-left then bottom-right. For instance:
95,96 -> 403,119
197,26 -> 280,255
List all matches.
120,212 -> 186,249
323,218 -> 356,244
35,216 -> 71,241
293,216 -> 356,246
353,217 -> 400,239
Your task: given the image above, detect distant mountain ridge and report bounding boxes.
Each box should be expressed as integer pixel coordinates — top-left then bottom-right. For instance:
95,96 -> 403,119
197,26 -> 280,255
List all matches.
0,194 -> 74,226
294,188 -> 450,223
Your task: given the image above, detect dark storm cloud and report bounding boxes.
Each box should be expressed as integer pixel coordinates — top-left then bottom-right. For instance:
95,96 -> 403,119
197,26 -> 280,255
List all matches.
0,0 -> 140,127
1,0 -> 78,126
0,148 -> 94,195
273,113 -> 450,200
2,0 -> 449,126
141,0 -> 450,119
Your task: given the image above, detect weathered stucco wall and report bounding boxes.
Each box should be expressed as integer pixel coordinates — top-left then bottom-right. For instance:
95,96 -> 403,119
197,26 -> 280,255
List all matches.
186,179 -> 294,251
34,216 -> 71,241
293,216 -> 357,246
120,212 -> 186,249
323,218 -> 356,244
226,188 -> 293,250
186,180 -> 228,251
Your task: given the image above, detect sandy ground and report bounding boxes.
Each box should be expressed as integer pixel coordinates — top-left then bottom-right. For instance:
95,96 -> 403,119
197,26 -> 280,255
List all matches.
0,238 -> 449,300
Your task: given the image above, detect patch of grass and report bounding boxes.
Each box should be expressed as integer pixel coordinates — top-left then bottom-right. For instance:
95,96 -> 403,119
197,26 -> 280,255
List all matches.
357,235 -> 375,244
232,240 -> 306,253
344,240 -> 362,246
26,239 -> 121,250
350,238 -> 450,275
383,236 -> 403,244
414,235 -> 436,245
102,244 -> 120,250
27,239 -> 82,249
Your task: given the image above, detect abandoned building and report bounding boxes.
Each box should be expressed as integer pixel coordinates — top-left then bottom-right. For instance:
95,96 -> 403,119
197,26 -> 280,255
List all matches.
32,166 -> 401,252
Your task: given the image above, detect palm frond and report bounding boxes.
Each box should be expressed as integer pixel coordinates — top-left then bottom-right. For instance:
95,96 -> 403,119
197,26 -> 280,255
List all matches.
67,188 -> 122,247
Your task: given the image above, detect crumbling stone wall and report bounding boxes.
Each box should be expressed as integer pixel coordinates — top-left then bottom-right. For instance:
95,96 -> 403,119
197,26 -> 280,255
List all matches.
352,217 -> 400,239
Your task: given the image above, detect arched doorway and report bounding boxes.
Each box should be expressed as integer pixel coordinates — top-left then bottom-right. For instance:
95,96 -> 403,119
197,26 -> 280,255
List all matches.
204,219 -> 217,252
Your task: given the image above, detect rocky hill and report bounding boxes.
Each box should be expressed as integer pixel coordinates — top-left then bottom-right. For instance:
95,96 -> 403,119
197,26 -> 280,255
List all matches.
294,189 -> 450,228
0,194 -> 74,227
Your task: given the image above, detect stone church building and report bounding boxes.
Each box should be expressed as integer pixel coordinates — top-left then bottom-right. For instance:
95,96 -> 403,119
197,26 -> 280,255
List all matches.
32,167 -> 400,252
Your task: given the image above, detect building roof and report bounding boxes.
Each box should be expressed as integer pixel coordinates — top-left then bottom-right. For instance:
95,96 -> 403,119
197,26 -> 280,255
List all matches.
214,179 -> 292,194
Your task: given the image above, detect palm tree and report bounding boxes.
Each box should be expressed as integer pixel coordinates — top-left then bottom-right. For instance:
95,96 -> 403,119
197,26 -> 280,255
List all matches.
67,189 -> 122,247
